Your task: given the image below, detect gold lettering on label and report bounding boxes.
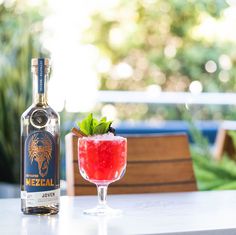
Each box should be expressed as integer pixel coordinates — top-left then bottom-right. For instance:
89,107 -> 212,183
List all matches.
25,178 -> 54,186
41,179 -> 45,186
46,179 -> 54,186
31,179 -> 36,186
26,178 -> 31,186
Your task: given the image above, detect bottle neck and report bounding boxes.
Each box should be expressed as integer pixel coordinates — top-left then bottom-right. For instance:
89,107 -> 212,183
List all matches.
32,73 -> 49,105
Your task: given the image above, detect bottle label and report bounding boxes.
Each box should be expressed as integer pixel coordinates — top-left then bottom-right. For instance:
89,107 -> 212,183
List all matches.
21,189 -> 60,207
38,58 -> 44,93
24,131 -> 59,193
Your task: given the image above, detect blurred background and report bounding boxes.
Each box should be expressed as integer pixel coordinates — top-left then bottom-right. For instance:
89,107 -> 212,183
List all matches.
1,0 -> 236,196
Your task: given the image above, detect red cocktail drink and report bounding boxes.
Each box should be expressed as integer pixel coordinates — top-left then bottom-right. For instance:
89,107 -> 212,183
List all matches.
78,135 -> 127,184
78,133 -> 127,215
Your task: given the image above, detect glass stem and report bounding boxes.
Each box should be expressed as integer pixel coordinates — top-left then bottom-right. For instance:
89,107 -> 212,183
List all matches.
97,185 -> 108,207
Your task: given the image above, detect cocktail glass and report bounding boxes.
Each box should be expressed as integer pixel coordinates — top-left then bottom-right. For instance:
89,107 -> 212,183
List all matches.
78,134 -> 127,216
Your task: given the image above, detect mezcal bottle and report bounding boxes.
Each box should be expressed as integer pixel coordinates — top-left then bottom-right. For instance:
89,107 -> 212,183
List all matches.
21,58 -> 60,215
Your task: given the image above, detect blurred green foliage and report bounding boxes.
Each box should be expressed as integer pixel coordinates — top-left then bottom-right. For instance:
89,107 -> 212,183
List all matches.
193,153 -> 236,190
0,1 -> 46,183
85,0 -> 236,121
87,0 -> 231,91
191,125 -> 236,190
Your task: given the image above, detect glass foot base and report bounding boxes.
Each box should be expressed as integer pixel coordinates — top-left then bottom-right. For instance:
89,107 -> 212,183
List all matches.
83,205 -> 122,216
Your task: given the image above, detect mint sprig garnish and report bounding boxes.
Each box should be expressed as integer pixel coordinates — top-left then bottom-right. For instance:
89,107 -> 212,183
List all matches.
77,113 -> 113,136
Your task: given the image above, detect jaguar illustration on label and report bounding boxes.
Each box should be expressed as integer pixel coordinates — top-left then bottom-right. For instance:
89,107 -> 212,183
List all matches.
24,131 -> 57,192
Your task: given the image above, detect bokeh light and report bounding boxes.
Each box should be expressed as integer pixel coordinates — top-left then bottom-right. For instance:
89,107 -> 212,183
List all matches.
219,54 -> 232,70
101,104 -> 117,121
110,62 -> 134,80
205,60 -> 217,73
164,44 -> 177,58
219,71 -> 230,83
189,81 -> 203,94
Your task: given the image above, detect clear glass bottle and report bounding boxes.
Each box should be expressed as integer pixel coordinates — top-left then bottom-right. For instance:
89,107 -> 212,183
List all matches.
21,58 -> 60,215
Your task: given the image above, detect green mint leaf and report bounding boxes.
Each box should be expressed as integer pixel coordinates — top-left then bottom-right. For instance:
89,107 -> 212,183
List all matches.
93,121 -> 112,134
92,117 -> 99,129
100,117 -> 107,122
77,113 -> 114,136
105,121 -> 112,132
78,113 -> 93,135
94,122 -> 108,134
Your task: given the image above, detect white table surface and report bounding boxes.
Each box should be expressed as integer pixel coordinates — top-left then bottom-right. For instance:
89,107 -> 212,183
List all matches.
1,190 -> 236,235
